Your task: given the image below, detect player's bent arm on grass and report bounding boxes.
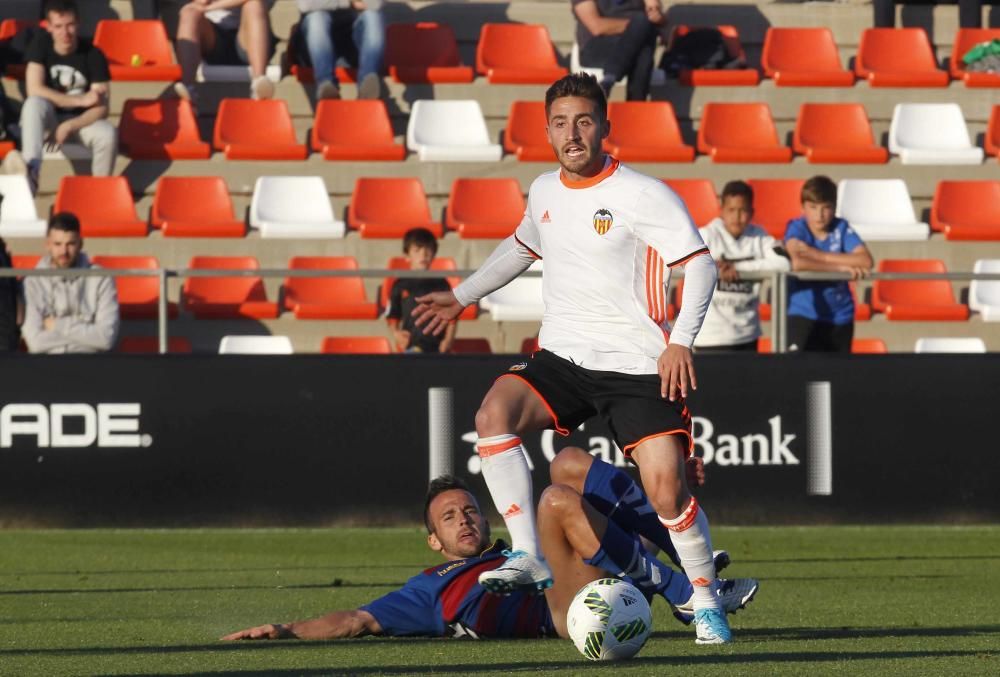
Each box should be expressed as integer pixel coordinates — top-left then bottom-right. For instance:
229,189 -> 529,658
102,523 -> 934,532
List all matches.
221,609 -> 382,641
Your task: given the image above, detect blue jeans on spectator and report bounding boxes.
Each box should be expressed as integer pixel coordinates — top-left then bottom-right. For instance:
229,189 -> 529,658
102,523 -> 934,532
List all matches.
300,8 -> 384,85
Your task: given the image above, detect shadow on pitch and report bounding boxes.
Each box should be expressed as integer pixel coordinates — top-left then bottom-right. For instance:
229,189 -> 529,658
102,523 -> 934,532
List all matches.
0,564 -> 422,577
743,555 -> 999,565
0,582 -> 404,597
651,624 -> 1000,641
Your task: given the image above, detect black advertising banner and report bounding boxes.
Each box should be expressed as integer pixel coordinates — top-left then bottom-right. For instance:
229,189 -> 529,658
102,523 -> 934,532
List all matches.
0,355 -> 996,525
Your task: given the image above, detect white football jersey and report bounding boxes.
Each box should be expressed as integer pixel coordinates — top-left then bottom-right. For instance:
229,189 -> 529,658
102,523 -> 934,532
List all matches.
516,158 -> 708,374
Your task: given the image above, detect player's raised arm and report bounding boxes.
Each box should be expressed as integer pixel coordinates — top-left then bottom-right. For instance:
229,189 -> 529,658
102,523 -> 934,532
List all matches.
221,609 -> 382,641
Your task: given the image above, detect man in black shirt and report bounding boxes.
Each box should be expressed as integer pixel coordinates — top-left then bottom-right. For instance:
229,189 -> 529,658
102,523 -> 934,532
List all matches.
387,228 -> 455,353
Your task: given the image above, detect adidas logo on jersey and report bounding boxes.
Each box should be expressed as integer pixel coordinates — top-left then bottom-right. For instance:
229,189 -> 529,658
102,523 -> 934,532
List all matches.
540,210 -> 551,223
503,504 -> 523,518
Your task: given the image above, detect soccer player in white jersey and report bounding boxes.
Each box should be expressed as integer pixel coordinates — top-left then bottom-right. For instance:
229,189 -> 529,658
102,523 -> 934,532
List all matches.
414,74 -> 730,644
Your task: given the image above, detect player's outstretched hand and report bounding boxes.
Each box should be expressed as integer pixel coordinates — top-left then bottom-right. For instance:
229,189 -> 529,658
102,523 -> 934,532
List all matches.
412,290 -> 464,336
220,623 -> 294,641
658,343 -> 697,401
686,455 -> 706,488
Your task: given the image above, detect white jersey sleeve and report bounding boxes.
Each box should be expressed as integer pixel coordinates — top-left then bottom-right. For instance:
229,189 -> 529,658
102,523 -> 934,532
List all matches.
513,202 -> 543,259
630,181 -> 709,268
452,234 -> 537,307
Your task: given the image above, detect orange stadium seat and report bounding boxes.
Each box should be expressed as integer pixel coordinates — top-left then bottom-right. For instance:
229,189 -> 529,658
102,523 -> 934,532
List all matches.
987,106 -> 1000,158
854,28 -> 949,87
0,141 -> 13,160
662,179 -> 719,227
697,103 -> 792,163
117,336 -> 193,353
348,177 -> 441,239
930,181 -> 1000,240
91,255 -> 177,320
521,336 -> 539,353
446,178 -> 525,239
476,24 -> 568,84
852,282 -> 872,321
871,259 -> 969,321
385,22 -> 473,83
54,176 -> 147,237
605,102 -> 694,162
93,20 -> 181,81
380,256 -> 477,320
761,27 -> 854,86
213,99 -> 307,160
119,98 -> 211,160
950,29 -> 1000,86
503,101 -> 555,161
451,338 -> 492,354
793,103 -> 888,164
746,179 -> 804,239
11,254 -> 40,270
671,25 -> 760,86
151,176 -> 245,238
283,256 -> 379,320
0,20 -> 40,79
321,336 -> 393,354
310,99 -> 404,161
182,256 -> 280,319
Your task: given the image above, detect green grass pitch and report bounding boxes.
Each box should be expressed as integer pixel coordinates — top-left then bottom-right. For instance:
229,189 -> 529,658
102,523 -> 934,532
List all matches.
1,526 -> 997,676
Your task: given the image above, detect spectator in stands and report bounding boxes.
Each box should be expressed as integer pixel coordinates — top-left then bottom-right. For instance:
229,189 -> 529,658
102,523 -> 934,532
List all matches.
571,0 -> 664,100
694,181 -> 790,353
22,212 -> 119,354
295,0 -> 385,100
174,0 -> 276,104
0,236 -> 23,352
2,0 -> 115,195
387,228 -> 455,354
783,176 -> 874,353
874,0 -> 986,29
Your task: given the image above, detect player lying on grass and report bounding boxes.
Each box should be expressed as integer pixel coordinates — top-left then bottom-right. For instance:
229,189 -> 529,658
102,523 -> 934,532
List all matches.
222,449 -> 758,641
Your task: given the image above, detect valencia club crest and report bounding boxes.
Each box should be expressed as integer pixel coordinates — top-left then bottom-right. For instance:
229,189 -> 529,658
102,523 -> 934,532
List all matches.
593,209 -> 613,235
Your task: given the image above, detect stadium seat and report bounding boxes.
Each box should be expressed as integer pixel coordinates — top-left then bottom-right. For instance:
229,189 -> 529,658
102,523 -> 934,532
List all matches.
476,24 -> 568,84
989,106 -> 1000,158
219,335 -> 294,354
604,102 -> 694,162
446,178 -> 525,239
213,99 -> 307,160
761,27 -> 854,86
662,179 -> 719,228
970,259 -> 1000,321
852,282 -> 873,321
320,336 -> 392,354
914,337 -> 986,353
151,176 -> 245,238
950,28 -> 1000,86
406,100 -> 502,162
521,336 -> 540,354
91,255 -> 177,320
871,259 -> 968,321
117,335 -> 193,354
888,103 -> 983,165
183,256 -> 280,319
310,100 -> 404,161
503,101 -> 555,162
836,179 -> 930,241
697,103 -> 792,163
670,25 -> 760,86
931,181 -> 1000,240
348,177 -> 441,239
0,175 -> 45,237
93,20 -> 181,81
854,28 -> 949,87
385,22 -> 473,83
793,103 -> 888,164
53,176 -> 147,237
119,99 -> 210,160
11,254 -> 40,270
283,256 -> 379,320
0,141 -> 12,160
481,260 -> 544,321
745,179 -> 804,239
853,338 -> 888,353
380,256 -> 477,321
451,338 -> 492,354
0,20 -> 38,79
249,176 -> 345,238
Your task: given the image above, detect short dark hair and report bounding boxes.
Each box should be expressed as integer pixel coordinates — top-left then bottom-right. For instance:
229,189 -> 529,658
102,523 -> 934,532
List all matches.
423,475 -> 472,533
545,73 -> 607,122
801,175 -> 837,206
43,0 -> 79,18
403,227 -> 438,255
721,180 -> 754,206
48,212 -> 81,235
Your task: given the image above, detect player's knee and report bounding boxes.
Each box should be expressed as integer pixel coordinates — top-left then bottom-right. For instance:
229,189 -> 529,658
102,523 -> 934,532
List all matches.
538,483 -> 579,520
549,447 -> 592,488
178,2 -> 202,25
643,477 -> 686,519
474,398 -> 514,436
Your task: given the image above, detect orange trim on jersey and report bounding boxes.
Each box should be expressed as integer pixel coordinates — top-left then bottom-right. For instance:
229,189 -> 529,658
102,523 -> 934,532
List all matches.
622,428 -> 694,459
496,373 -> 570,436
667,247 -> 710,269
659,496 -> 700,533
477,436 -> 523,458
513,234 -> 542,260
559,156 -> 620,189
645,247 -> 667,324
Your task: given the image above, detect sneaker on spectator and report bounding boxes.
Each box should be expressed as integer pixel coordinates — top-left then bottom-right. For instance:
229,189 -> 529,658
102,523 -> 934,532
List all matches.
250,75 -> 274,101
316,81 -> 341,101
358,72 -> 381,100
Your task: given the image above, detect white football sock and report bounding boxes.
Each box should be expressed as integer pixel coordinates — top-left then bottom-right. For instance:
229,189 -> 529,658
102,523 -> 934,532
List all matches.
660,497 -> 719,610
477,434 -> 541,558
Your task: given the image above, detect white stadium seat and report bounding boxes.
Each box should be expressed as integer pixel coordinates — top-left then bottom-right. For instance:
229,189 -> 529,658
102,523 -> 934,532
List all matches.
970,259 -> 1000,322
0,175 -> 46,237
836,179 -> 930,241
914,337 -> 987,353
888,103 -> 984,165
219,335 -> 295,354
481,260 -> 544,321
406,100 -> 502,162
249,176 -> 345,238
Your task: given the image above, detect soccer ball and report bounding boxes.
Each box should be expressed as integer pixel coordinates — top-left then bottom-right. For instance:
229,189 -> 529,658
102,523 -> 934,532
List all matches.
566,578 -> 652,661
